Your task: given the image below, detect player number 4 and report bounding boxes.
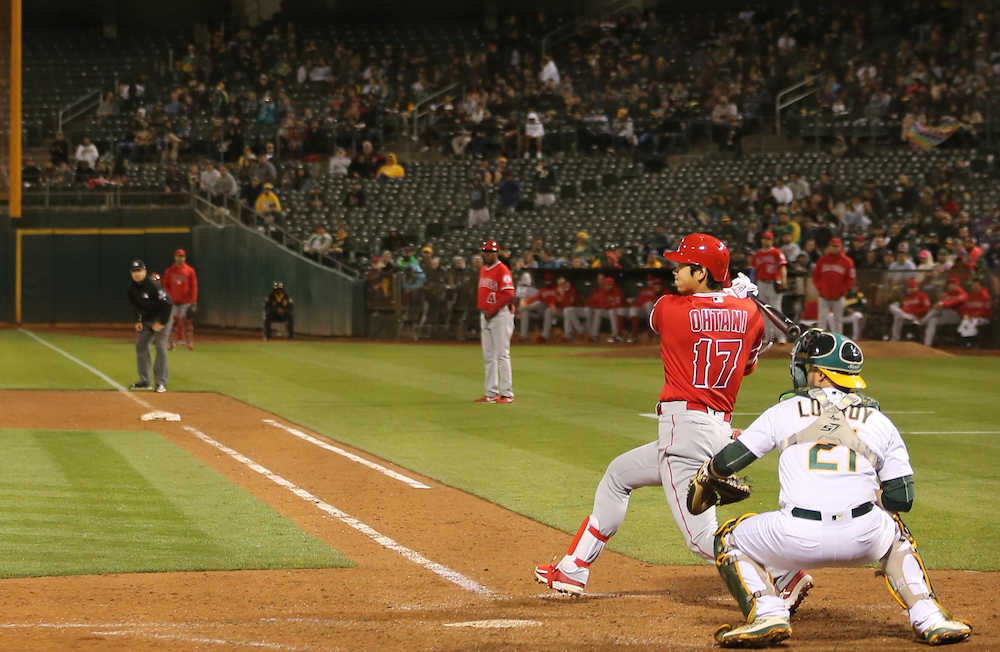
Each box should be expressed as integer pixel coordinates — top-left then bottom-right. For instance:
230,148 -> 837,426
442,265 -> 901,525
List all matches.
691,338 -> 743,389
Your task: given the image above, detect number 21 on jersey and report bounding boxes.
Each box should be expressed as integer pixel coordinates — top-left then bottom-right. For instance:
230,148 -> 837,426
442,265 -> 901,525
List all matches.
691,338 -> 743,389
808,443 -> 857,472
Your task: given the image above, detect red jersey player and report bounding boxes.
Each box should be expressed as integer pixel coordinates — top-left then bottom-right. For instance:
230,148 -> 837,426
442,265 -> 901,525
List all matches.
750,231 -> 788,342
889,279 -> 930,341
162,248 -> 198,350
475,240 -> 515,403
534,233 -> 810,611
620,274 -> 664,343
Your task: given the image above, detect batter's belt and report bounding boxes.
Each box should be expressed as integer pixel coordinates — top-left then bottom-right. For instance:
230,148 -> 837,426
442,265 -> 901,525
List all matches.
657,400 -> 732,423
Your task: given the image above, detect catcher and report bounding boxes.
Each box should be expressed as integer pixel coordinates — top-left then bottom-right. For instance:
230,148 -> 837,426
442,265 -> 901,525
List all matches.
688,328 -> 972,647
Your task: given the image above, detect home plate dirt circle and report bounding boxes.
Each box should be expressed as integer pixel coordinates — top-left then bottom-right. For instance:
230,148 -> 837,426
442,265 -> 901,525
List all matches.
443,620 -> 542,629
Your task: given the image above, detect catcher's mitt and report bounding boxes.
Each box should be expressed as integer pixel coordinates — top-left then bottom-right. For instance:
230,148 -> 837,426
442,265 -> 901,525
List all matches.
686,460 -> 752,515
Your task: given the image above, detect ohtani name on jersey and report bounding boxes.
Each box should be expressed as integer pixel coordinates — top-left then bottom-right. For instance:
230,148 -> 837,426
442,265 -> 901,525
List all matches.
479,278 -> 498,290
689,308 -> 749,334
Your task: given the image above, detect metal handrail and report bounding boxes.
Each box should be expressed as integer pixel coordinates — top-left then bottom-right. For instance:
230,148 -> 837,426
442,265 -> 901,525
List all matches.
191,190 -> 361,278
57,90 -> 102,134
775,76 -> 819,137
411,81 -> 462,142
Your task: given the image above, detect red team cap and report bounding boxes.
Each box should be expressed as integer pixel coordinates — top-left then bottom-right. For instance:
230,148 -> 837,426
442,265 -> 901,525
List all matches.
829,237 -> 843,246
174,248 -> 186,256
761,231 -> 774,239
907,279 -> 919,288
481,239 -> 499,252
664,233 -> 731,284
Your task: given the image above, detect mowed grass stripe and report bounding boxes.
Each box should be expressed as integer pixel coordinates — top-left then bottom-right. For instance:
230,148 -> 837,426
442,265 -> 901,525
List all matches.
6,332 -> 999,571
0,429 -> 351,578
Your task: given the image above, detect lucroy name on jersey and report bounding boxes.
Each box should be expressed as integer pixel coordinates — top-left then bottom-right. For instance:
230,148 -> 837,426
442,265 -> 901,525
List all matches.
689,308 -> 749,334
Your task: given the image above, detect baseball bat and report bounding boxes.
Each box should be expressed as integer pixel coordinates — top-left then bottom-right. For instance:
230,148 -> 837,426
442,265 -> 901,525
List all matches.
749,293 -> 802,341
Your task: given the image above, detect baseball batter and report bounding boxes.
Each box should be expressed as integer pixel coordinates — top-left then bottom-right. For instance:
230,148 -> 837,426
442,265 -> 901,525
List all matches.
534,234 -> 809,608
750,231 -> 787,342
704,329 -> 972,647
163,248 -> 198,350
475,240 -> 515,403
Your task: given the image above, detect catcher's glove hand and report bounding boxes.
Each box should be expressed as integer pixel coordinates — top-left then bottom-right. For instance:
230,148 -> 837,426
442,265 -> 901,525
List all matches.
686,460 -> 752,515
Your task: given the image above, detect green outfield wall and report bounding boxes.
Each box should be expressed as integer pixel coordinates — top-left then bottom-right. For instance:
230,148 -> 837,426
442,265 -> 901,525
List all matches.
192,224 -> 364,337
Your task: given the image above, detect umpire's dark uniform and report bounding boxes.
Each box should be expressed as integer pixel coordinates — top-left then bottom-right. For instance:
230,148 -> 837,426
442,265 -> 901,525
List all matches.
128,259 -> 173,391
264,282 -> 294,340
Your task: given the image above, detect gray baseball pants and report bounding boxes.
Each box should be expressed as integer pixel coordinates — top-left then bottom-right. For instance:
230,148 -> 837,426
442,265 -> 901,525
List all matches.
136,318 -> 171,386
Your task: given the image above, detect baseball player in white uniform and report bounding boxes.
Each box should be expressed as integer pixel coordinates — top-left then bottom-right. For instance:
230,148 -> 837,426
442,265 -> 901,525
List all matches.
700,328 -> 972,647
474,240 -> 515,403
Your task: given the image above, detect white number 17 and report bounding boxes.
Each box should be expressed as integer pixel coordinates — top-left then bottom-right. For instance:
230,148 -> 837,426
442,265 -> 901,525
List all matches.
692,338 -> 743,389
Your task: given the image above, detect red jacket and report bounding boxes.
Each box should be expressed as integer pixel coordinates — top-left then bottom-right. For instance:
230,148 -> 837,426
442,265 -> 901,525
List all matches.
900,290 -> 931,319
750,247 -> 787,281
633,285 -> 661,308
554,285 -> 578,308
477,261 -> 515,315
586,283 -> 624,310
534,285 -> 560,308
811,252 -> 855,299
960,288 -> 991,319
939,287 -> 967,311
162,262 -> 198,305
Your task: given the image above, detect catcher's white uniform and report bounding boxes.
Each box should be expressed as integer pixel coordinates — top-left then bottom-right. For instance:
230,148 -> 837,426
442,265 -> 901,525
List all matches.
724,387 -> 950,633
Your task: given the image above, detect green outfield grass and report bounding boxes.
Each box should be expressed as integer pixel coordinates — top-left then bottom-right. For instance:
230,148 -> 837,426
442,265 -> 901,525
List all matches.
2,329 -> 997,571
0,426 -> 351,578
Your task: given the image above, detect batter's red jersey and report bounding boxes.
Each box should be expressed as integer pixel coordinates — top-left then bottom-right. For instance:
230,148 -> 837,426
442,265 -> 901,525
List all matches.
750,247 -> 786,281
812,252 -> 856,299
900,290 -> 931,318
162,262 -> 198,304
960,288 -> 991,318
649,293 -> 765,412
477,261 -> 515,315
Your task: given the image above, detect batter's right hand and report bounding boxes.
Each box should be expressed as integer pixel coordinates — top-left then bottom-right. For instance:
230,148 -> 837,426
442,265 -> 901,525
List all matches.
135,322 -> 143,333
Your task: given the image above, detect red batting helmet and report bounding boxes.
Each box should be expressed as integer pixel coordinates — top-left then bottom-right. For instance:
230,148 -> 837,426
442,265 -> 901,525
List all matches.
481,239 -> 499,252
664,233 -> 730,284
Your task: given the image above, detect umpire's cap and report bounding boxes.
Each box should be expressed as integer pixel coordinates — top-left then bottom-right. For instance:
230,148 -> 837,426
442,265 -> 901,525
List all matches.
481,239 -> 499,252
130,259 -> 146,271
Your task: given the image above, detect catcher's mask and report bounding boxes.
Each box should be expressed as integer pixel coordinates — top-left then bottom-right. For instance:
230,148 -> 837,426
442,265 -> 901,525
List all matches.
790,328 -> 866,390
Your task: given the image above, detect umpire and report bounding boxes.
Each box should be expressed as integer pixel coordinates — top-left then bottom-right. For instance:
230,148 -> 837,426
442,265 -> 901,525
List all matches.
128,259 -> 173,392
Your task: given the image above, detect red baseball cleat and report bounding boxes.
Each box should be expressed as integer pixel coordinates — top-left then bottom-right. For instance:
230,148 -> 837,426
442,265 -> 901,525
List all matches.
473,395 -> 497,403
534,563 -> 586,595
777,570 -> 813,615
496,396 -> 514,404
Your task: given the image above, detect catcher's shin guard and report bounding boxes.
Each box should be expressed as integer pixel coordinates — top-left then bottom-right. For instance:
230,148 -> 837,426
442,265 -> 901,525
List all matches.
879,514 -> 938,610
879,514 -> 972,642
715,515 -> 777,622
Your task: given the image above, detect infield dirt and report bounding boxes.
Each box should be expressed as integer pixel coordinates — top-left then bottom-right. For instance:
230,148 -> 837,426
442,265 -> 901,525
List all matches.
0,390 -> 993,650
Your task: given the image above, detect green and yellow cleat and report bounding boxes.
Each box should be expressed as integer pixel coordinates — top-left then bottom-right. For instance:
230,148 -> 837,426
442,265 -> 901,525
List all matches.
921,618 -> 972,646
715,616 -> 791,648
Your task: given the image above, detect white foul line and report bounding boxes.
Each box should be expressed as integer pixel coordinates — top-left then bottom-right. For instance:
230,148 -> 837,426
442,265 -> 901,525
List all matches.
19,328 -> 153,409
904,431 -> 1000,435
182,425 -> 495,598
262,419 -> 430,489
18,328 -> 493,598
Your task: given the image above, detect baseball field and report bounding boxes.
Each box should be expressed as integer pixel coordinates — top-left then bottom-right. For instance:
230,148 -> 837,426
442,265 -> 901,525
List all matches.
0,325 -> 996,649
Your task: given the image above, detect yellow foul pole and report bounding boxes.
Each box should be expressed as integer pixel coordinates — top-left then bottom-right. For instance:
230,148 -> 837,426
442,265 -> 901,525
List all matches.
9,0 -> 21,218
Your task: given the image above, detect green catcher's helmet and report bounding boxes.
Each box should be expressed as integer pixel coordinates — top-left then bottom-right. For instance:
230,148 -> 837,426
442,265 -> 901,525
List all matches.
790,328 -> 866,390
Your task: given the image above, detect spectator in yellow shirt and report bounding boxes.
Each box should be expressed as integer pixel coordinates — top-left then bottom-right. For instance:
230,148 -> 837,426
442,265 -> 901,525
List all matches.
376,153 -> 405,180
255,182 -> 282,214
